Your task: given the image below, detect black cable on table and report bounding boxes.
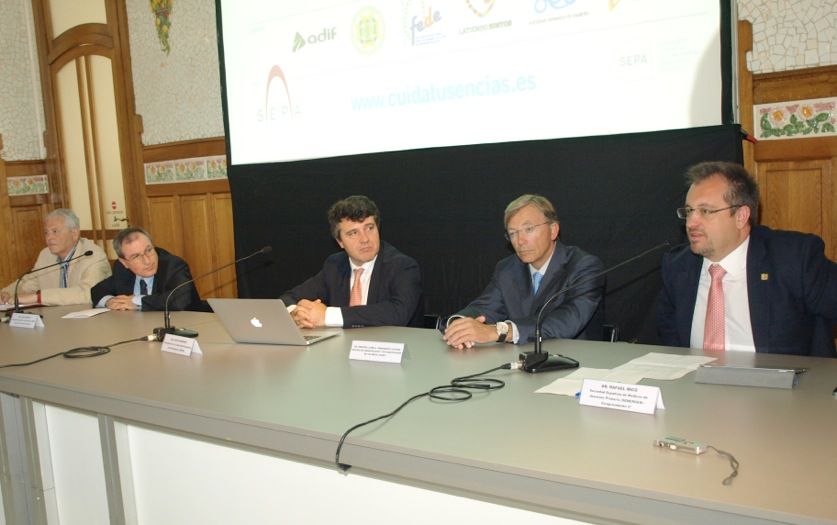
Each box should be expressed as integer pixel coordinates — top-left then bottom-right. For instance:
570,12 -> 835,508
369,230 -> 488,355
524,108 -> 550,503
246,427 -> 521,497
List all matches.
335,362 -> 512,471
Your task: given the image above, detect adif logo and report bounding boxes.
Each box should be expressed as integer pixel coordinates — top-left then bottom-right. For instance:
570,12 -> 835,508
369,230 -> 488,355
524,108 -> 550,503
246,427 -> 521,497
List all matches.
250,317 -> 263,328
292,27 -> 337,52
258,64 -> 299,122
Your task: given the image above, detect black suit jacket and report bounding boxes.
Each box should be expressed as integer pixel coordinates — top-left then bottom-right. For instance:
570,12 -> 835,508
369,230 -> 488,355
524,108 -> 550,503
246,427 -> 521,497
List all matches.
279,242 -> 423,328
657,226 -> 837,357
454,241 -> 604,343
90,247 -> 199,311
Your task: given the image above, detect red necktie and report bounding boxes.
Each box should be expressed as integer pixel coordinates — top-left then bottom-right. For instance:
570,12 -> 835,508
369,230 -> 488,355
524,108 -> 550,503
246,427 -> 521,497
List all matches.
703,264 -> 726,352
349,268 -> 364,306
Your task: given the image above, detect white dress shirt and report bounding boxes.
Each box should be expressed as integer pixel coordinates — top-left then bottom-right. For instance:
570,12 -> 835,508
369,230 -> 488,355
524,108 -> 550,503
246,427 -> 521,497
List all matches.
324,256 -> 378,327
690,237 -> 755,352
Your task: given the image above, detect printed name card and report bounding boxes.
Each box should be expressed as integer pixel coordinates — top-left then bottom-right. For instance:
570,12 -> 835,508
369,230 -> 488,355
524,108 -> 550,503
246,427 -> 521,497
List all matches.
9,313 -> 44,329
161,334 -> 203,357
578,379 -> 665,415
349,340 -> 405,363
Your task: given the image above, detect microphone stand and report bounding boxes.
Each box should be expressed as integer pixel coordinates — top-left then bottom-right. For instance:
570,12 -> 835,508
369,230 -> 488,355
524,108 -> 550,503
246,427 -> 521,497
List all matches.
520,242 -> 671,373
5,250 -> 94,321
153,246 -> 272,341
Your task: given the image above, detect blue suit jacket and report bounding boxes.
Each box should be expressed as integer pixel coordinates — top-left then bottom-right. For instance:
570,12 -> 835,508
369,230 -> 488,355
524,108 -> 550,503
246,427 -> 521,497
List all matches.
90,247 -> 199,311
657,226 -> 837,357
279,242 -> 423,328
454,241 -> 604,343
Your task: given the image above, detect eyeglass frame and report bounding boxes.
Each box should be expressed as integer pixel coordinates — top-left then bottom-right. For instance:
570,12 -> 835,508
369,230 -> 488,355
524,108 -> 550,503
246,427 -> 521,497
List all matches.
504,221 -> 552,242
122,245 -> 157,263
676,205 -> 742,220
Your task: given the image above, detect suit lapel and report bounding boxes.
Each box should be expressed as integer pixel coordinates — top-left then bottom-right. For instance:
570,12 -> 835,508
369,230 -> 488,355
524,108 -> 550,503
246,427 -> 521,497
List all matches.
746,233 -> 769,350
677,254 -> 702,344
152,254 -> 169,294
336,255 -> 351,306
531,243 -> 569,314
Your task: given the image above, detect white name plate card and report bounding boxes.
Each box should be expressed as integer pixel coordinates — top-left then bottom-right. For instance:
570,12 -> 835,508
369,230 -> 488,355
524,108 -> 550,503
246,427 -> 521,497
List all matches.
9,312 -> 44,329
349,340 -> 405,363
578,380 -> 665,415
161,334 -> 203,357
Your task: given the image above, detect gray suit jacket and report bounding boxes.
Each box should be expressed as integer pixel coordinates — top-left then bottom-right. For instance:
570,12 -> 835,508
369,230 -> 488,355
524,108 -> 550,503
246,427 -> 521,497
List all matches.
455,241 -> 604,343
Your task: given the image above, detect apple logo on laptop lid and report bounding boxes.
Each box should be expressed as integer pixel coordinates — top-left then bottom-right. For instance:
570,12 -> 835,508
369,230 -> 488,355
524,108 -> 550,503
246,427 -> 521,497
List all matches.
250,317 -> 263,328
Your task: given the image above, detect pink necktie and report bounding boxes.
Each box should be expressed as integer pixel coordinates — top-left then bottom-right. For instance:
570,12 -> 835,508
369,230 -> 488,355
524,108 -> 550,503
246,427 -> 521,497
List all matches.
703,264 -> 726,352
349,268 -> 364,306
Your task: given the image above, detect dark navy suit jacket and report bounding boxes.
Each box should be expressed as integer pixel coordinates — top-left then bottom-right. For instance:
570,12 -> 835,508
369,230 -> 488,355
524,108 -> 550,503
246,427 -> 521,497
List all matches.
279,242 -> 423,328
454,241 -> 604,343
657,226 -> 837,357
90,247 -> 199,311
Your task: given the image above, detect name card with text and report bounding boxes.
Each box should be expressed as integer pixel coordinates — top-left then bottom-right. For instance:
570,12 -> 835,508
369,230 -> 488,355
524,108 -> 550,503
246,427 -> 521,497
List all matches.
349,340 -> 405,363
161,334 -> 203,357
9,313 -> 44,329
578,380 -> 665,415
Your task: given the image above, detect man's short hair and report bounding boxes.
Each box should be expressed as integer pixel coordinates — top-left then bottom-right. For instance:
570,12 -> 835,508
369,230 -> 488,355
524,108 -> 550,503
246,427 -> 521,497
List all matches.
686,161 -> 760,225
113,227 -> 153,259
327,195 -> 380,239
503,194 -> 559,228
46,208 -> 80,231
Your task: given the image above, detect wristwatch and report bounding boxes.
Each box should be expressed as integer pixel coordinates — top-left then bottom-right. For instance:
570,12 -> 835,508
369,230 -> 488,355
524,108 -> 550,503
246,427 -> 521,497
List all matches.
496,321 -> 510,343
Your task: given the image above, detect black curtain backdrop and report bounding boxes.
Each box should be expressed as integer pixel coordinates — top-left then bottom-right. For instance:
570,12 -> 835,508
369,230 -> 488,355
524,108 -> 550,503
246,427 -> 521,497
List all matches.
229,124 -> 742,344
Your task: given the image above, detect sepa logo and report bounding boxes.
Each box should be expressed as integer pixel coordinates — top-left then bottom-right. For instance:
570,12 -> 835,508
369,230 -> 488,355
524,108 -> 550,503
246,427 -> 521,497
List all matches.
292,27 -> 337,52
353,7 -> 385,53
257,64 -> 299,122
465,0 -> 496,17
250,317 -> 263,328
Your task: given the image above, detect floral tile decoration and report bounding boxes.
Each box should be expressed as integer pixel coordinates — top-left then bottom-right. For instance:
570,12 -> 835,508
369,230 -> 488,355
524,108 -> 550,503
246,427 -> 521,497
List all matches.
145,155 -> 228,185
7,175 -> 49,196
755,97 -> 837,140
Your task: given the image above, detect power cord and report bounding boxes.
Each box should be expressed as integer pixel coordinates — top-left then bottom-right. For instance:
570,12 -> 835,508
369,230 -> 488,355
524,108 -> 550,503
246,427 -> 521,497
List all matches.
335,361 -> 516,471
0,335 -> 152,369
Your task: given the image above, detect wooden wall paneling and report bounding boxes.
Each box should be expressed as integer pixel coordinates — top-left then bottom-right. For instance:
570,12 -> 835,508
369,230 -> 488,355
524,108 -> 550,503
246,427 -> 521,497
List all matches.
0,143 -> 14,287
146,195 -> 183,260
179,194 -> 216,299
737,20 -> 754,174
11,207 -> 47,277
209,193 -> 237,298
756,160 -> 827,242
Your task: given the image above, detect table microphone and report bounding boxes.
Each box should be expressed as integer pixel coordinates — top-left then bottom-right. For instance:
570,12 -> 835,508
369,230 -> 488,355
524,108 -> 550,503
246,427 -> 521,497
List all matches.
153,246 -> 272,341
520,241 -> 671,373
7,250 -> 94,316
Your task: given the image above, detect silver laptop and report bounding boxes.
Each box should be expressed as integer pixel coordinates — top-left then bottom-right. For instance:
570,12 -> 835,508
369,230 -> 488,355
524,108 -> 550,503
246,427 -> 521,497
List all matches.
208,298 -> 338,345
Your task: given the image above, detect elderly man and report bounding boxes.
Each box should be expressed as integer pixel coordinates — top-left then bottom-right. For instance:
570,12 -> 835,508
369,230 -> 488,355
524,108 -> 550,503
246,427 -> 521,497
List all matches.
1,208 -> 110,306
444,194 -> 604,349
657,161 -> 837,357
280,195 -> 423,328
91,227 -> 199,311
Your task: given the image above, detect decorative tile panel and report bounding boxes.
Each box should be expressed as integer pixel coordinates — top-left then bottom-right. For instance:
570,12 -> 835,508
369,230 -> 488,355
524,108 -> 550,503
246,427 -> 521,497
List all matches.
754,97 -> 837,140
7,174 -> 49,195
145,155 -> 227,185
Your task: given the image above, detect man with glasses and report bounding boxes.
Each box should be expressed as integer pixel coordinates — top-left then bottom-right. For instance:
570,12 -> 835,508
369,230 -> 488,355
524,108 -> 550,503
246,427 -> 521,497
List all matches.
279,195 -> 423,328
657,161 -> 837,356
91,227 -> 199,311
443,194 -> 604,349
0,208 -> 111,306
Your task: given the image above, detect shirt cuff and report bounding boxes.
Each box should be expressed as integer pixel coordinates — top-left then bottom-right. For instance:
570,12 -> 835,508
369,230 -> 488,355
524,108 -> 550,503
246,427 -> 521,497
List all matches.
96,295 -> 114,308
509,321 -> 520,344
325,306 -> 343,327
132,295 -> 143,310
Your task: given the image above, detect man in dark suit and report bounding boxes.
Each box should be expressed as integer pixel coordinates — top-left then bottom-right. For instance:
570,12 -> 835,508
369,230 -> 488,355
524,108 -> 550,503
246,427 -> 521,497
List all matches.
91,227 -> 199,311
279,195 -> 423,328
443,194 -> 604,349
657,161 -> 837,357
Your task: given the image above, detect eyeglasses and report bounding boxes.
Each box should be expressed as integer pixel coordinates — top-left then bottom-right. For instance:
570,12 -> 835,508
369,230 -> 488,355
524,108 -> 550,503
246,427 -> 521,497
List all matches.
676,205 -> 741,220
505,221 -> 550,241
124,245 -> 156,263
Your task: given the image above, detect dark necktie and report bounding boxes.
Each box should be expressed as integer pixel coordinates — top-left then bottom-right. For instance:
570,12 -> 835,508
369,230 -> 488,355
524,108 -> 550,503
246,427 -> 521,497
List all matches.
140,279 -> 148,296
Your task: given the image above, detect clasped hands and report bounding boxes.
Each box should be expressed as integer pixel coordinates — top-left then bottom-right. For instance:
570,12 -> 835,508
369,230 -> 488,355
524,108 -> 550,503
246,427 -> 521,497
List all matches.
290,299 -> 327,328
443,315 -> 501,349
105,295 -> 138,311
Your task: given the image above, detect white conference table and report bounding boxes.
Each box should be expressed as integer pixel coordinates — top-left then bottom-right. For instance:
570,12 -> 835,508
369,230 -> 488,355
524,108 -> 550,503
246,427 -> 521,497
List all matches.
0,306 -> 835,525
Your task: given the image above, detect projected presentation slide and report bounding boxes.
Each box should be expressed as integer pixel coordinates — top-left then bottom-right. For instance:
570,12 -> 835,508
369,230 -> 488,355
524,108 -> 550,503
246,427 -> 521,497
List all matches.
220,0 -> 722,165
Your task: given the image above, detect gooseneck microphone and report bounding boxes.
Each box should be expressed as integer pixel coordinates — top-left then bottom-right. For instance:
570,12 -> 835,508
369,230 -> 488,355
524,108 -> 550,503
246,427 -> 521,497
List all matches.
9,250 -> 94,315
153,246 -> 272,341
521,241 -> 671,373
